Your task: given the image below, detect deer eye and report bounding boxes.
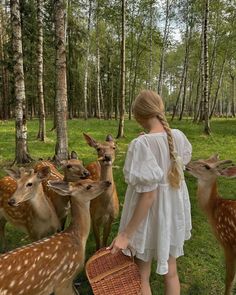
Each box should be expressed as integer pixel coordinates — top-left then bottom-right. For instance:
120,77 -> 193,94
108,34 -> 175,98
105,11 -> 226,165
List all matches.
27,183 -> 33,187
67,164 -> 72,169
86,185 -> 92,190
113,146 -> 116,150
97,147 -> 101,152
204,165 -> 211,170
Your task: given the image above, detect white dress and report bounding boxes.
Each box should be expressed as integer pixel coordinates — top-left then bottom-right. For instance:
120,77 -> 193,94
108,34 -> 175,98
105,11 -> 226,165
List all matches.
119,129 -> 192,275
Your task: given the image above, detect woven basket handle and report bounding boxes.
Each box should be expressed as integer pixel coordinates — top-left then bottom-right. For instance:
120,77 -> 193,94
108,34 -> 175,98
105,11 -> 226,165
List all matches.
86,247 -> 135,267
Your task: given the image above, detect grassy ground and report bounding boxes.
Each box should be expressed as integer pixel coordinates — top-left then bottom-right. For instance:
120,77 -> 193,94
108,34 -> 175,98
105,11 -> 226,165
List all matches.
1,117 -> 236,294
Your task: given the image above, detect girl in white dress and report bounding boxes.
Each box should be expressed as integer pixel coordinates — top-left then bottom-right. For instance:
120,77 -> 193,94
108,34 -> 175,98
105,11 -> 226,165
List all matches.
109,90 -> 192,295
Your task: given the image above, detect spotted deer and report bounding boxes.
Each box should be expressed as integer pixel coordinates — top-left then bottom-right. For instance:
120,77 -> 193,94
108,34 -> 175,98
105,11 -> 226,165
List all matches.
0,167 -> 61,243
0,153 -> 90,249
83,133 -> 119,249
33,151 -> 90,229
186,154 -> 236,295
0,179 -> 111,295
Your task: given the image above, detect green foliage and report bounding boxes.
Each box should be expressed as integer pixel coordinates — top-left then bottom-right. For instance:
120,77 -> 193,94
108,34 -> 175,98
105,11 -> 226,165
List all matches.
1,118 -> 236,294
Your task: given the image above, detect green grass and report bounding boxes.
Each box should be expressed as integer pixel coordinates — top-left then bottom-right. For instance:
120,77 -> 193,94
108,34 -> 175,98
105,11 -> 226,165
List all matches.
1,117 -> 236,294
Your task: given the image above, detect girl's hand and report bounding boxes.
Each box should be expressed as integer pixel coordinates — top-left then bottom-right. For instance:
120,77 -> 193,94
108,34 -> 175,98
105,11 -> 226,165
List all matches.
108,232 -> 130,254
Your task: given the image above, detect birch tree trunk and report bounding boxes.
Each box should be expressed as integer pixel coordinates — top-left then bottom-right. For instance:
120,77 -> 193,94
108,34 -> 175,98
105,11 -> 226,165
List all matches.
10,0 -> 32,163
117,0 -> 125,138
54,0 -> 68,160
203,0 -> 211,134
147,0 -> 154,89
157,0 -> 170,96
83,0 -> 92,120
96,1 -> 101,119
210,57 -> 226,118
37,0 -> 46,141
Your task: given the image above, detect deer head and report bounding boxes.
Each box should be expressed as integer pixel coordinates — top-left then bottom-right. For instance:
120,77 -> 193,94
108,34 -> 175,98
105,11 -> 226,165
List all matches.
83,133 -> 116,166
5,166 -> 51,206
59,151 -> 90,181
48,179 -> 111,202
186,154 -> 233,181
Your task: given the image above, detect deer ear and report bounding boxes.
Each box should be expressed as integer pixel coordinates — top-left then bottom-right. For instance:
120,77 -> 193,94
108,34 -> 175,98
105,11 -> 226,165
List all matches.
4,168 -> 21,180
220,166 -> 236,178
47,181 -> 70,196
83,133 -> 98,148
208,153 -> 219,162
37,166 -> 51,180
70,151 -> 78,159
106,134 -> 113,142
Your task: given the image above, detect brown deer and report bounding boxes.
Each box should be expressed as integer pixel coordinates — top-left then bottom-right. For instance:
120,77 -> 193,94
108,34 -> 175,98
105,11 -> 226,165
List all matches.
33,151 -> 90,228
83,133 -> 119,249
0,153 -> 90,249
2,167 -> 61,241
186,154 -> 236,295
0,179 -> 111,295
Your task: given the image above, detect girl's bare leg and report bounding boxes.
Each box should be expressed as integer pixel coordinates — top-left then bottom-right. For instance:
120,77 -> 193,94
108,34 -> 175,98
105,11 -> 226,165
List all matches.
164,256 -> 180,295
135,257 -> 152,295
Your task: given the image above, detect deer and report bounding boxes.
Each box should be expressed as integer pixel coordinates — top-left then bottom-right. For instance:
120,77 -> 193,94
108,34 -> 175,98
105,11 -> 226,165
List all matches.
33,151 -> 90,229
0,178 -> 111,295
0,152 -> 90,250
83,133 -> 119,249
186,154 -> 236,295
0,167 -> 61,242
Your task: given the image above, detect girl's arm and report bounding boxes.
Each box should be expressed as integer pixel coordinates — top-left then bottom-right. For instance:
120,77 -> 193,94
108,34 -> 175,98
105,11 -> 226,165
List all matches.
109,189 -> 156,254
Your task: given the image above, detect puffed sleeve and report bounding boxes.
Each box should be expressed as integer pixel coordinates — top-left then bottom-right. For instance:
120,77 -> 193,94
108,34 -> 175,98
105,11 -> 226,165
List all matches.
182,133 -> 192,165
123,139 -> 163,193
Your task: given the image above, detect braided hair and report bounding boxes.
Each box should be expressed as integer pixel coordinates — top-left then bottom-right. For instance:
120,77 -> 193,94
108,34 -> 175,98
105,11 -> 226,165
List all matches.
132,90 -> 181,189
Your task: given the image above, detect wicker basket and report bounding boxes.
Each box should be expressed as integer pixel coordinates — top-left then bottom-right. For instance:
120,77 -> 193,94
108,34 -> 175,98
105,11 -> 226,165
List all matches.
85,248 -> 141,295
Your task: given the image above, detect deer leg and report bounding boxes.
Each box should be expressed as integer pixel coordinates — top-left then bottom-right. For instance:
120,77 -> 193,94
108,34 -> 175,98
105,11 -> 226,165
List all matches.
224,248 -> 236,295
92,218 -> 101,250
0,216 -> 7,252
102,217 -> 113,247
54,279 -> 79,295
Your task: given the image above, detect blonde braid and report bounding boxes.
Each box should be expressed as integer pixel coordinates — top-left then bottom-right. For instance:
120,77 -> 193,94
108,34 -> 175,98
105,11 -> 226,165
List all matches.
157,113 -> 182,189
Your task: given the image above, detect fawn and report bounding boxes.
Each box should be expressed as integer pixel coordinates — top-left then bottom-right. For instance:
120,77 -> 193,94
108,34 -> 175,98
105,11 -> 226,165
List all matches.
83,133 -> 119,249
186,154 -> 236,295
0,153 -> 90,249
34,151 -> 90,228
0,166 -> 61,242
0,179 -> 111,295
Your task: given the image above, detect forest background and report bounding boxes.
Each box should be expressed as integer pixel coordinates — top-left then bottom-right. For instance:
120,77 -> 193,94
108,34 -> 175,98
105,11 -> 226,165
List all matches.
0,0 -> 236,162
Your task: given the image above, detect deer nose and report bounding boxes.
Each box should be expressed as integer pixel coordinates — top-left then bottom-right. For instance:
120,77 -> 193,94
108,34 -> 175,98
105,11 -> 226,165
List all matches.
83,170 -> 90,177
104,155 -> 112,162
105,181 -> 112,187
8,198 -> 16,206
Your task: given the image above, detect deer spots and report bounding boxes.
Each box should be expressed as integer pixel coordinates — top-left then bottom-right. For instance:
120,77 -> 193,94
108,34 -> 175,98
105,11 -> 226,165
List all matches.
9,280 -> 16,288
51,253 -> 57,260
16,265 -> 21,271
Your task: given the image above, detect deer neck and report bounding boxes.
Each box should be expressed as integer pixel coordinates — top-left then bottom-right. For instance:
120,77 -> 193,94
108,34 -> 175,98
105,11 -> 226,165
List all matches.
100,164 -> 113,183
30,184 -> 55,221
66,199 -> 91,246
63,172 -> 75,182
197,178 -> 219,217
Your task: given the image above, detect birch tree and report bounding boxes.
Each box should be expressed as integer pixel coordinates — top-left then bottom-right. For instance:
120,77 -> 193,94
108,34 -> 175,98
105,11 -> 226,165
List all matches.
117,0 -> 125,138
37,0 -> 46,141
10,0 -> 32,163
83,0 -> 92,120
203,0 -> 210,134
54,0 -> 68,160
